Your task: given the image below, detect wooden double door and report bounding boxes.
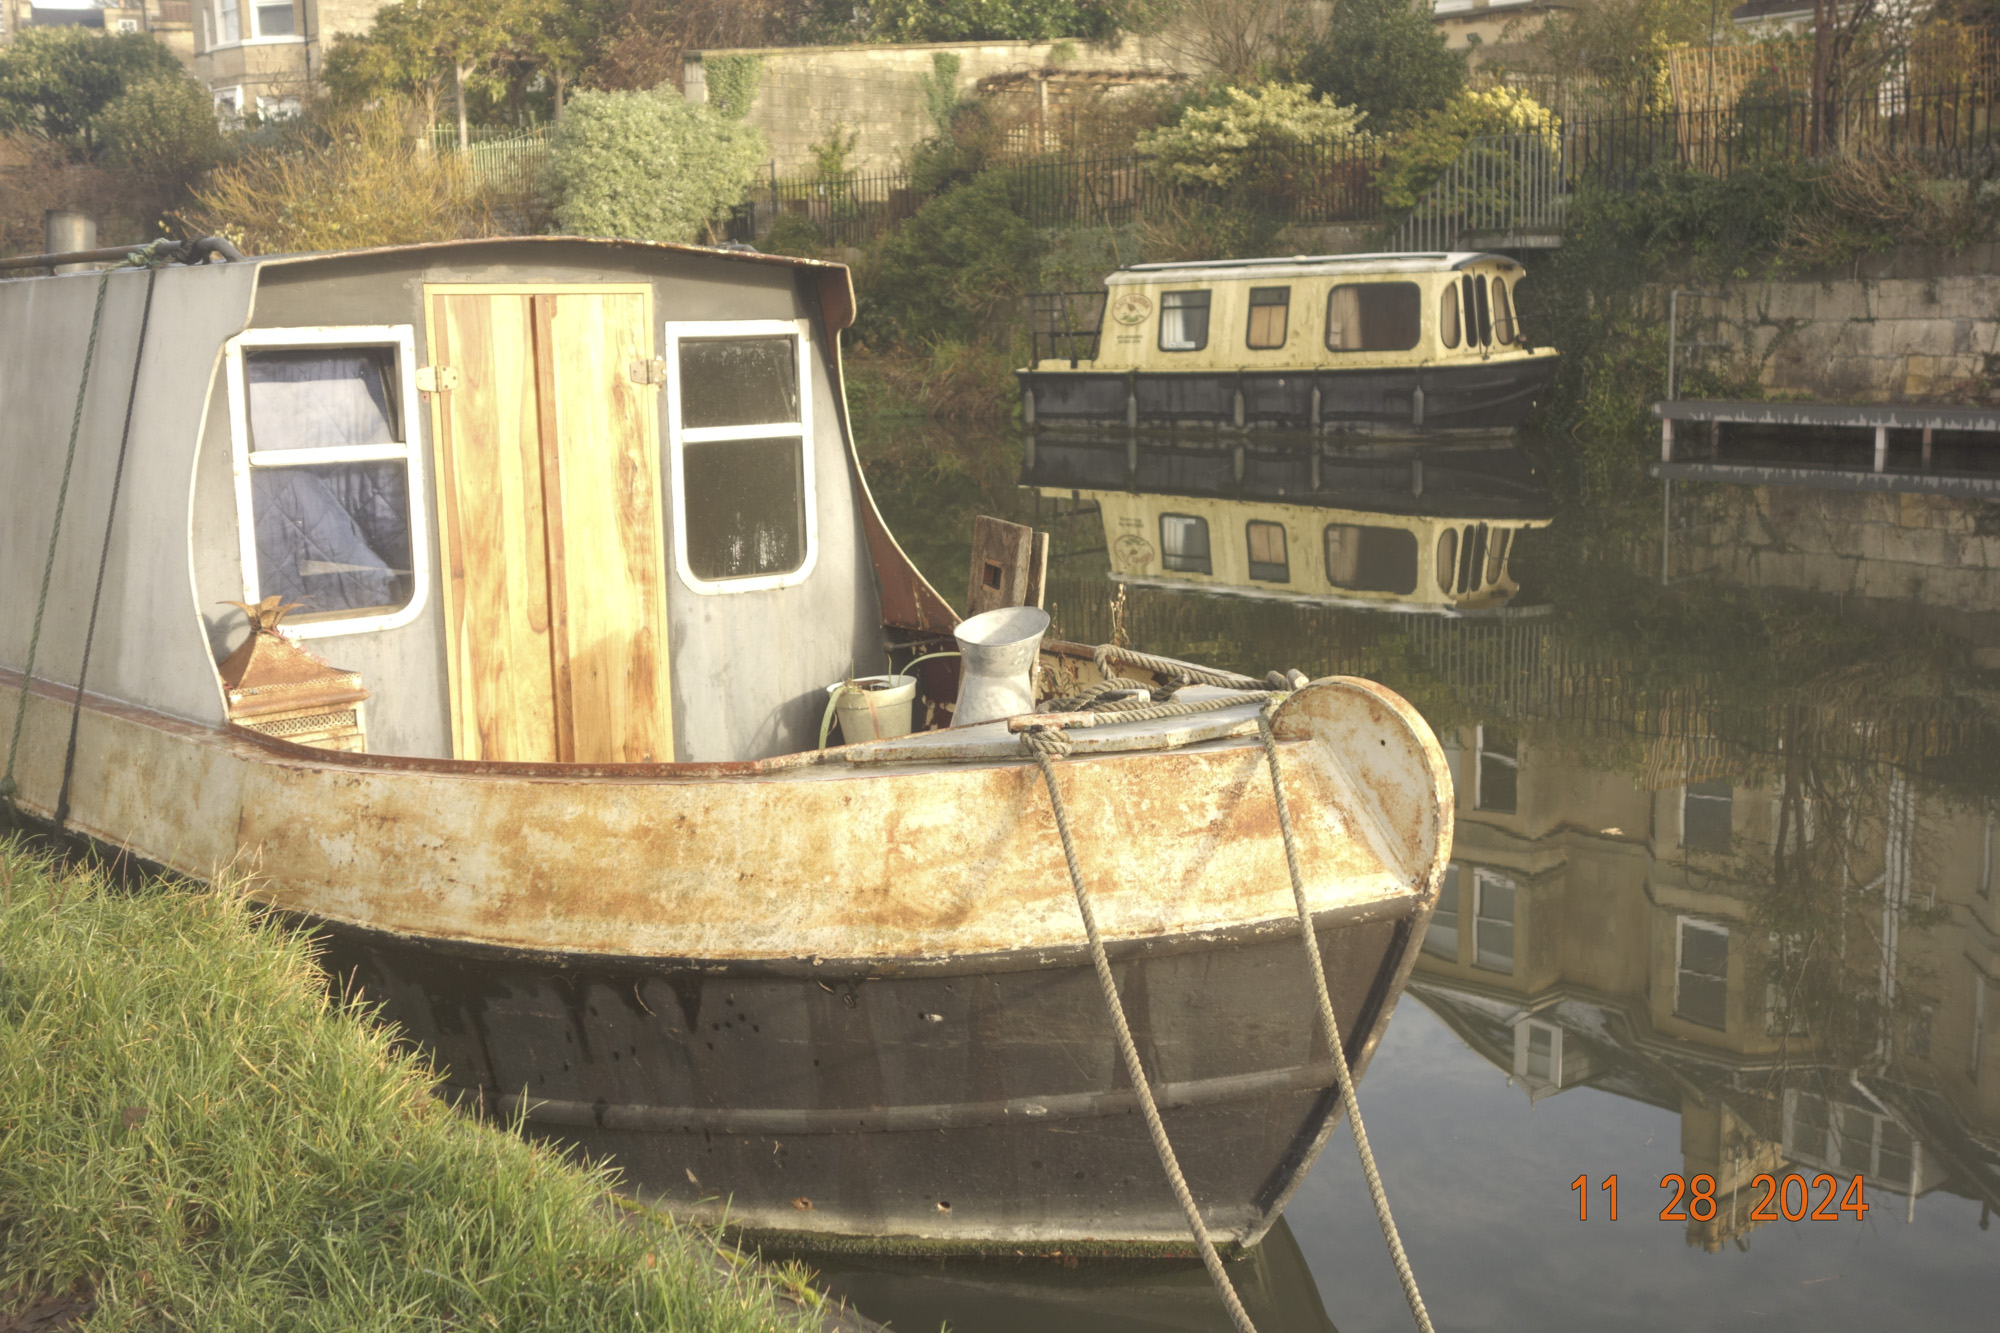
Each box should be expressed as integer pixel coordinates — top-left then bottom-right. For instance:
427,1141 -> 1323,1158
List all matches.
425,284 -> 673,764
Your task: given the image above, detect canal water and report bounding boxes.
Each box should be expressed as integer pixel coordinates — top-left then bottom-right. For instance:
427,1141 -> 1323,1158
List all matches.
808,420 -> 2000,1331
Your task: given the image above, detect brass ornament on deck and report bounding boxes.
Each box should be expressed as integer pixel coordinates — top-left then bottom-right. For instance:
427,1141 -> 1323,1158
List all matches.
217,598 -> 370,753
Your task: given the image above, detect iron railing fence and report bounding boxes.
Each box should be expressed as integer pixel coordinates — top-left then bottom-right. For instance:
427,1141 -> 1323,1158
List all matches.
741,86 -> 2000,250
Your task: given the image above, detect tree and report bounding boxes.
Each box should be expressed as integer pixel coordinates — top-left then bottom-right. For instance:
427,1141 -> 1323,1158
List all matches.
1293,0 -> 1466,128
97,74 -> 227,203
0,28 -> 187,157
544,88 -> 765,243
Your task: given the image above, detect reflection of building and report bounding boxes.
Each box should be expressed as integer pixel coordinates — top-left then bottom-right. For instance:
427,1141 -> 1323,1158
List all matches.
1414,719 -> 2000,1245
1024,438 -> 1551,614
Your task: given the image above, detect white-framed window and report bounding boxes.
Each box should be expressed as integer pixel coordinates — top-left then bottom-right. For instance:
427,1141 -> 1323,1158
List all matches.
1675,916 -> 1729,1030
1159,513 -> 1211,574
256,94 -> 302,121
223,326 -> 429,639
1474,869 -> 1515,973
213,86 -> 244,123
1474,724 -> 1517,813
1423,863 -> 1461,960
663,319 -> 817,594
1682,779 -> 1733,853
1513,1017 -> 1563,1087
208,0 -> 297,47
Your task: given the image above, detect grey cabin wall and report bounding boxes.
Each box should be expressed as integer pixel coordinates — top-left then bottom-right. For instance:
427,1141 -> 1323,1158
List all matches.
194,241 -> 883,763
0,263 -> 256,728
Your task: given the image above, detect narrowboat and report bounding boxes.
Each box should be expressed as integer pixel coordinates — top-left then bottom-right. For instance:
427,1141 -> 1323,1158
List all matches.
1026,435 -> 1552,614
0,237 -> 1450,1253
1020,252 -> 1559,436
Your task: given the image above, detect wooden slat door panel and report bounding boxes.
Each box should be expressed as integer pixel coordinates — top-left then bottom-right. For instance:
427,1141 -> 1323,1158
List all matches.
429,291 -> 559,762
426,285 -> 672,764
544,290 -> 672,763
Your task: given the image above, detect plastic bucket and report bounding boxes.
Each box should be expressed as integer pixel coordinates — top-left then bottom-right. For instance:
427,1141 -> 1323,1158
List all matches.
827,674 -> 917,743
951,606 -> 1051,727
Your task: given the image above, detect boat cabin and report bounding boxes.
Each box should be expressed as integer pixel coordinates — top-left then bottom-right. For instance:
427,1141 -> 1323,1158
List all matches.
0,238 -> 958,766
1025,437 -> 1552,614
1021,252 -> 1559,435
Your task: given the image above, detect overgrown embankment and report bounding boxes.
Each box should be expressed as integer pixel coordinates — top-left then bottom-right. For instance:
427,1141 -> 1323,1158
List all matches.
0,839 -> 826,1333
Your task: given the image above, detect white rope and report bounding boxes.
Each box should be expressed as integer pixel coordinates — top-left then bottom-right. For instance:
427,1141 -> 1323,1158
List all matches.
1256,702 -> 1436,1333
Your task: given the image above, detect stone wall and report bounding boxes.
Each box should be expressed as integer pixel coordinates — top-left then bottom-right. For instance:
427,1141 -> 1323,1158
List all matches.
683,37 -> 1202,177
1706,245 -> 2000,405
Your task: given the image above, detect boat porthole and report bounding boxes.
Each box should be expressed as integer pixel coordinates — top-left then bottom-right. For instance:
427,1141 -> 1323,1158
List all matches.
792,1197 -> 813,1211
937,1201 -> 952,1212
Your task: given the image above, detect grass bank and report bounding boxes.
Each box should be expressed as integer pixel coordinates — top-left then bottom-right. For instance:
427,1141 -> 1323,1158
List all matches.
0,839 -> 827,1333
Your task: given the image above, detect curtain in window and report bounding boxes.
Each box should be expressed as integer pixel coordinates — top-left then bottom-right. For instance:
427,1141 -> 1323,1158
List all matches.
247,352 -> 398,450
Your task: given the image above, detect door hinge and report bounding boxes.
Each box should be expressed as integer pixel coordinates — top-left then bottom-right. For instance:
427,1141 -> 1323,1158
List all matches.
416,365 -> 460,393
628,357 -> 666,386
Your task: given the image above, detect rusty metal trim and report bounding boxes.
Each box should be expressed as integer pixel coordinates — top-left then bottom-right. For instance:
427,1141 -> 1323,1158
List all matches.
300,893 -> 1419,981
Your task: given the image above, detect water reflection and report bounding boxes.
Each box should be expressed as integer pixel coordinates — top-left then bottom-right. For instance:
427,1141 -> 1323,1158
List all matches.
840,419 -> 1999,1329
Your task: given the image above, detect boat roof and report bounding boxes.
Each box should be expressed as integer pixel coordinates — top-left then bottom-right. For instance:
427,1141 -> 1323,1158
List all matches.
1107,252 -> 1520,286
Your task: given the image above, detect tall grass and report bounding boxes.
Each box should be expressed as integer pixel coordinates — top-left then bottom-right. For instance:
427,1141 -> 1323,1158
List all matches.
0,839 -> 823,1332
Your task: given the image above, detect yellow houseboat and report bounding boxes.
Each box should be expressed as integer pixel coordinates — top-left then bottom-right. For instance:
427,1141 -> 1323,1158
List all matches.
1026,437 -> 1552,614
1020,252 -> 1559,436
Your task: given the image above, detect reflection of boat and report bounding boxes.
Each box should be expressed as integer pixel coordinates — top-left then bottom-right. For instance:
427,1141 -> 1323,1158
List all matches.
783,1216 -> 1337,1333
1,238 -> 1450,1253
1024,436 -> 1552,614
1019,253 -> 1559,437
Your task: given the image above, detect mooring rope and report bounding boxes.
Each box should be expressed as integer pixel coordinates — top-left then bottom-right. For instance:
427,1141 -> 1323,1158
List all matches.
55,246 -> 169,826
0,266 -> 115,805
1022,723 -> 1260,1333
1021,654 -> 1436,1333
1255,701 -> 1435,1333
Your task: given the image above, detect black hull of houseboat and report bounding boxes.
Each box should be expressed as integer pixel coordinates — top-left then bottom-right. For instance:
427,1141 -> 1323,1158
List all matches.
1020,354 -> 1559,434
312,903 -> 1419,1254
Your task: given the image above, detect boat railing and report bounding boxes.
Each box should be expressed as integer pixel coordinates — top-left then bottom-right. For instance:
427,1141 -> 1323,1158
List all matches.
1027,291 -> 1107,368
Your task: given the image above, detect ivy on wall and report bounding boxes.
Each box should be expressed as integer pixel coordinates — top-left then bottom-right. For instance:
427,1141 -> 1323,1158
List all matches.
704,55 -> 763,121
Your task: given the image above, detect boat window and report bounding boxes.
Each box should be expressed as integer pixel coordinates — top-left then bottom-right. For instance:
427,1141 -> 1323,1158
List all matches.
1324,283 -> 1420,352
1160,514 -> 1212,574
1466,273 -> 1493,346
1438,283 -> 1460,349
1424,864 -> 1461,959
1323,524 -> 1418,595
1435,527 -> 1457,594
1484,527 -> 1511,586
225,328 -> 428,639
1474,869 -> 1515,972
1245,286 -> 1289,349
1158,290 -> 1211,351
666,322 -> 817,594
1246,521 -> 1289,582
1492,276 -> 1516,344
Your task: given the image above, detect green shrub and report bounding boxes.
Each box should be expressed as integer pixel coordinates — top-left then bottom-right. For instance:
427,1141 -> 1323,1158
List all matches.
868,0 -> 1116,42
1293,0 -> 1466,129
546,89 -> 766,244
97,74 -> 226,191
856,171 -> 1046,347
1378,86 -> 1556,210
760,209 -> 824,258
1135,83 -> 1368,188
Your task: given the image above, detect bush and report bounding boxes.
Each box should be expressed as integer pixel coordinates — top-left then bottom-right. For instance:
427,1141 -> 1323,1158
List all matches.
1378,87 -> 1556,210
1135,83 -> 1368,187
856,171 -> 1046,347
1293,0 -> 1466,129
97,74 -> 226,198
868,0 -> 1119,41
186,103 -> 499,254
546,88 -> 765,244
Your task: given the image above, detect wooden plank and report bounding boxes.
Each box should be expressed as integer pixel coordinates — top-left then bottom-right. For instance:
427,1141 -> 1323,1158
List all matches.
1025,530 -> 1049,610
427,290 -> 559,762
545,288 -> 673,764
530,294 -> 576,763
965,514 -> 1037,616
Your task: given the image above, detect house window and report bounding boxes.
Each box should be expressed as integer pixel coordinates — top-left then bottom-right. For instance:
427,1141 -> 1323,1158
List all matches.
1683,779 -> 1733,853
1676,917 -> 1729,1030
223,327 -> 428,638
1325,282 -> 1421,352
1491,276 -> 1516,344
1246,521 -> 1289,582
1474,869 -> 1515,972
1475,725 -> 1517,813
1514,1019 -> 1562,1084
1438,283 -> 1460,349
256,94 -> 301,120
255,0 -> 294,35
1159,513 -> 1211,574
214,0 -> 239,42
1158,290 -> 1210,351
666,320 -> 816,592
1324,524 -> 1417,595
1245,286 -> 1289,349
1424,863 -> 1461,959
